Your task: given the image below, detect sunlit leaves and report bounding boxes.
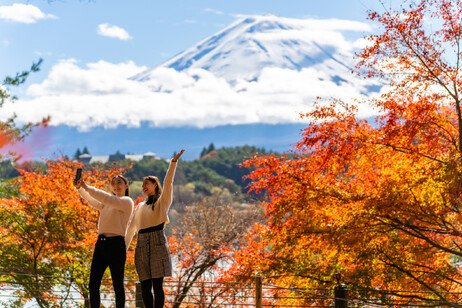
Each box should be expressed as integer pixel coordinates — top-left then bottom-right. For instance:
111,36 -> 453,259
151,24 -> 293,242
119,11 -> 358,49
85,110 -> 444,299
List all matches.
0,158 -> 128,307
229,1 -> 462,307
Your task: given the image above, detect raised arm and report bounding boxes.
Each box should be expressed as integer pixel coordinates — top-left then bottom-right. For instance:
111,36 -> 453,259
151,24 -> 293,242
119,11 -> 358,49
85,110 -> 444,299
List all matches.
85,185 -> 134,213
159,150 -> 185,206
77,188 -> 104,210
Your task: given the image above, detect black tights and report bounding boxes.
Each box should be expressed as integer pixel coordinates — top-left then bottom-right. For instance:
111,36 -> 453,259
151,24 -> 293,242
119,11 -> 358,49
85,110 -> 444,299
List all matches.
141,277 -> 164,308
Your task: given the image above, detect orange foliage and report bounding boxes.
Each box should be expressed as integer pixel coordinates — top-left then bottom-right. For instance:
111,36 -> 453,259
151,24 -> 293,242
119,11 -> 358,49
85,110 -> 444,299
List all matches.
0,158 -> 129,307
228,1 -> 462,307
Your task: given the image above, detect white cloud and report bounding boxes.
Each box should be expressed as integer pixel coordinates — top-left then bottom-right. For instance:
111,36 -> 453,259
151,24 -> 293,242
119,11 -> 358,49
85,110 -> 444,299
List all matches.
353,37 -> 374,49
1,59 -> 382,131
97,23 -> 132,40
0,3 -> 57,23
205,8 -> 223,15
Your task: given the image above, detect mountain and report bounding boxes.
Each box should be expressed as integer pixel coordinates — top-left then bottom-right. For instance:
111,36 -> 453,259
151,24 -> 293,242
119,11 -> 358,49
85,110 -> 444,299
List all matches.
21,15 -> 379,162
132,14 -> 370,83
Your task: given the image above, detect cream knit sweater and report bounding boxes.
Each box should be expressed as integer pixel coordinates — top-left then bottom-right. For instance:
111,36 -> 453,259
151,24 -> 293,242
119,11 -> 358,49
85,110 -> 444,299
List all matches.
125,160 -> 177,248
78,186 -> 134,237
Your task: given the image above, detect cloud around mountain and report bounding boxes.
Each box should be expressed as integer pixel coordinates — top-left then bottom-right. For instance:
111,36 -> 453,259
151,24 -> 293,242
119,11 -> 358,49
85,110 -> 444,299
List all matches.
3,15 -> 382,131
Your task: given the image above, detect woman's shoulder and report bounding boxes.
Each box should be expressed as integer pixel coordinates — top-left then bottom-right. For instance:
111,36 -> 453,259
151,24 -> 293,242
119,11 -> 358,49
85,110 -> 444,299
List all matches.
135,201 -> 147,210
120,196 -> 134,203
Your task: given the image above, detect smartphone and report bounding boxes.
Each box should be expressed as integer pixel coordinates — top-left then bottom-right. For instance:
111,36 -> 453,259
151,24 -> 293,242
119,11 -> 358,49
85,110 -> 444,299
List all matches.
74,168 -> 82,182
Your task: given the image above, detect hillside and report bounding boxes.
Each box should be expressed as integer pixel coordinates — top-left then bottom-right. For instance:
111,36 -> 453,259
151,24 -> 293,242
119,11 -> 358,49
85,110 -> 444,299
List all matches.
123,144 -> 270,202
0,145 -> 272,203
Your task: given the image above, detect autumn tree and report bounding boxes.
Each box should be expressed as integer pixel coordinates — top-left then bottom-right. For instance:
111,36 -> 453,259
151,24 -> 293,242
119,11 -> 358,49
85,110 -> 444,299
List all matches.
228,1 -> 462,307
167,197 -> 258,308
0,159 -> 131,307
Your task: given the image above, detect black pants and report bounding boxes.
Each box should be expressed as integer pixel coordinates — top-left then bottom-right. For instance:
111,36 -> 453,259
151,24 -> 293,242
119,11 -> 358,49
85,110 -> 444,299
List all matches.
89,235 -> 126,308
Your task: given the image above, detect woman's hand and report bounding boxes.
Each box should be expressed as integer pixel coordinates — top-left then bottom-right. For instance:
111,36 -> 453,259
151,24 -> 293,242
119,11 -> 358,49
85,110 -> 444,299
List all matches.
73,179 -> 88,190
73,178 -> 81,189
172,149 -> 185,162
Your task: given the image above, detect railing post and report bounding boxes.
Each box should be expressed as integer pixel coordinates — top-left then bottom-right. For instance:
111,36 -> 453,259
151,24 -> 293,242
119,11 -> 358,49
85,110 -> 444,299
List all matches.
255,276 -> 262,308
334,284 -> 348,308
136,282 -> 145,308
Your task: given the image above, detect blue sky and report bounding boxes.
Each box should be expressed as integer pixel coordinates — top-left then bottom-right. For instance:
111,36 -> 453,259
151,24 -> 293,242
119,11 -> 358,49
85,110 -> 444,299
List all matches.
0,0 -> 388,160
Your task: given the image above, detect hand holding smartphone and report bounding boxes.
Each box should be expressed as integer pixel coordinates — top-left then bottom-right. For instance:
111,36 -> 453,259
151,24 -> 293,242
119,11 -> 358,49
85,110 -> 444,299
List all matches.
74,168 -> 83,188
75,168 -> 82,181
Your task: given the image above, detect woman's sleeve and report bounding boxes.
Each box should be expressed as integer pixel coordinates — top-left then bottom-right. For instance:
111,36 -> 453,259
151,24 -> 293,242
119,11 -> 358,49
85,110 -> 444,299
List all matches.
85,186 -> 134,213
125,207 -> 139,249
77,188 -> 104,210
159,160 -> 177,209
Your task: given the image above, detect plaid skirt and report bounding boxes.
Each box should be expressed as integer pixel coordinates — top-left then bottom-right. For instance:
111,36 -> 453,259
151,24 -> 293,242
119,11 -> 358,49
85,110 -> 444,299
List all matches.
135,229 -> 172,281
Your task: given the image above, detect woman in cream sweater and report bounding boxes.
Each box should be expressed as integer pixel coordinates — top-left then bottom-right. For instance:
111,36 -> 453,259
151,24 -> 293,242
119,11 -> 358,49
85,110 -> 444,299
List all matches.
75,174 -> 134,308
125,149 -> 184,308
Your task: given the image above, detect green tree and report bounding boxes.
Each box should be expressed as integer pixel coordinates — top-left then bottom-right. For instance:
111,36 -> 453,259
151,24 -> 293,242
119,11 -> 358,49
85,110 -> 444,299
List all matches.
73,148 -> 82,160
109,150 -> 125,162
0,60 -> 49,203
200,145 -> 269,193
207,142 -> 215,154
1,59 -> 48,161
200,147 -> 208,158
124,158 -> 169,182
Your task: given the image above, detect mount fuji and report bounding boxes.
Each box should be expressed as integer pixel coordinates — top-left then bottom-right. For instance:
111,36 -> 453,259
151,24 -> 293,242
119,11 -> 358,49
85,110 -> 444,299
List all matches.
133,14 -> 374,86
17,14 -> 380,160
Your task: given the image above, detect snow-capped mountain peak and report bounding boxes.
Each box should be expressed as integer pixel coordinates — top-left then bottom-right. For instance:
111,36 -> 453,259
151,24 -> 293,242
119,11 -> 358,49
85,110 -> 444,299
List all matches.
133,14 -> 371,82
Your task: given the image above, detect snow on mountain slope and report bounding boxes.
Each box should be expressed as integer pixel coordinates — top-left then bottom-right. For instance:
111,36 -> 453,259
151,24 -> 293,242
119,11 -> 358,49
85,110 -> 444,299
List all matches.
133,14 -> 371,83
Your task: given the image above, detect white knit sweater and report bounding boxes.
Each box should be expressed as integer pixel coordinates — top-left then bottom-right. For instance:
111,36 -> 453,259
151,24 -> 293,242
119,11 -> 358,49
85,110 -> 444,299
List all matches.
78,186 -> 134,237
125,160 -> 177,248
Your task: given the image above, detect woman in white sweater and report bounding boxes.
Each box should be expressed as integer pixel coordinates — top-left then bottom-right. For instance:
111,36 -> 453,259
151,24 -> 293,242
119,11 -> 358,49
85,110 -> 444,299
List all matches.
75,174 -> 134,308
125,149 -> 184,308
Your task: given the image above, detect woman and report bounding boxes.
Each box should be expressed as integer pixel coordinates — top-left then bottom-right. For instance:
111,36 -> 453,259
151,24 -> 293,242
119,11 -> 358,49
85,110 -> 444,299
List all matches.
125,149 -> 185,308
74,174 -> 134,308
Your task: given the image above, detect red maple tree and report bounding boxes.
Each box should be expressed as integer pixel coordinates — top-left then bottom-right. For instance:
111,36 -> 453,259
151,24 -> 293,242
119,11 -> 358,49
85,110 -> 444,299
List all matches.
228,1 -> 462,307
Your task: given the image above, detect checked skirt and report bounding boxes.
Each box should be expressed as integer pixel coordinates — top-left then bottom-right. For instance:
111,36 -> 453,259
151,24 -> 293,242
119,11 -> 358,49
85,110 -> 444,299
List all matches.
135,229 -> 172,281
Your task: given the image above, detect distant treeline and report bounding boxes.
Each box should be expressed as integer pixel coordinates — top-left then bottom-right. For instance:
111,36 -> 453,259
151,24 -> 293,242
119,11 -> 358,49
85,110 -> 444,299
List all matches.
0,145 -> 274,201
114,144 -> 271,200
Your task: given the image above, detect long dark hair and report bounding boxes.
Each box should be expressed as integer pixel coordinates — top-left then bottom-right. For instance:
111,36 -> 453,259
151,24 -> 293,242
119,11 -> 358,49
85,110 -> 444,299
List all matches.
144,175 -> 162,210
111,175 -> 130,196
